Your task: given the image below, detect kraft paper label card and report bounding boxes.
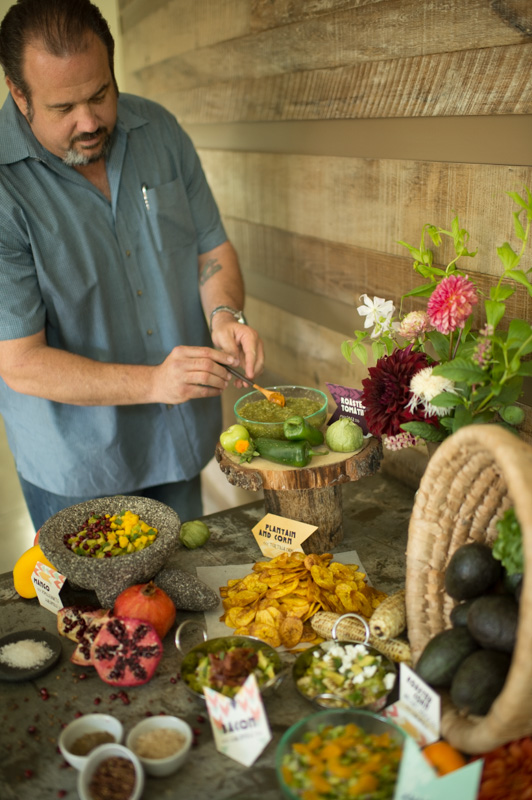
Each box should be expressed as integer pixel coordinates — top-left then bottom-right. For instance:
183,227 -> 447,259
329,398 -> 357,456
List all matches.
32,561 -> 67,613
383,664 -> 440,746
252,513 -> 317,557
203,674 -> 272,766
393,737 -> 482,800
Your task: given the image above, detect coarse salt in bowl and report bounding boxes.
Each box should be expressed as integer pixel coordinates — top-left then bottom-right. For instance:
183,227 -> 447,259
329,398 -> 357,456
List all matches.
126,715 -> 193,777
58,713 -> 124,771
78,742 -> 144,800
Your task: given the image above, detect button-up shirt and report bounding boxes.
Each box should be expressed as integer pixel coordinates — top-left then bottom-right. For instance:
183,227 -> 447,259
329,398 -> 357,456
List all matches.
0,93 -> 226,495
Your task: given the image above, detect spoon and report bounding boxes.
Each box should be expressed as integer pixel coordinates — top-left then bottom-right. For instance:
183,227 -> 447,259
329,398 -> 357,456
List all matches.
222,364 -> 286,407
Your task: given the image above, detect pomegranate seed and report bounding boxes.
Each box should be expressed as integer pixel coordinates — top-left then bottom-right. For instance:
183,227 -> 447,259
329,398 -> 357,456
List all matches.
57,791 -> 67,798
39,688 -> 49,700
169,677 -> 177,684
27,725 -> 37,735
24,769 -> 34,779
193,727 -> 201,736
145,711 -> 153,717
78,673 -> 88,680
196,715 -> 205,724
93,698 -> 101,706
74,711 -> 83,718
109,693 -> 117,700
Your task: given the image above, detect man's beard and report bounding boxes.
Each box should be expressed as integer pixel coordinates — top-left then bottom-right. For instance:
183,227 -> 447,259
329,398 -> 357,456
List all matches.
62,129 -> 112,167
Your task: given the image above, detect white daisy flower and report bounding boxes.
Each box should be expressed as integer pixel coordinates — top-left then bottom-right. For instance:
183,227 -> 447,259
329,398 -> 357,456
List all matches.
407,367 -> 456,417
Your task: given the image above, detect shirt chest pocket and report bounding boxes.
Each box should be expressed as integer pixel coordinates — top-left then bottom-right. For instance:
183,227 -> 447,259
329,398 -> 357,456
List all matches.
143,177 -> 196,252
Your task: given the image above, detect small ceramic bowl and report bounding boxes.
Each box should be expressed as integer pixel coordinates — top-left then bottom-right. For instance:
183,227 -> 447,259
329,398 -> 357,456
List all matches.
58,713 -> 124,770
234,385 -> 328,440
78,742 -> 144,800
126,715 -> 193,777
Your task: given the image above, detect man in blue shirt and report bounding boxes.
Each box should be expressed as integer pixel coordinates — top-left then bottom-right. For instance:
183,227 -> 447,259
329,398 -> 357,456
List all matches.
0,0 -> 264,529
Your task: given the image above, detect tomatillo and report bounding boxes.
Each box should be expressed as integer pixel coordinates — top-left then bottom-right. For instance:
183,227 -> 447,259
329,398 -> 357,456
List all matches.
220,424 -> 251,453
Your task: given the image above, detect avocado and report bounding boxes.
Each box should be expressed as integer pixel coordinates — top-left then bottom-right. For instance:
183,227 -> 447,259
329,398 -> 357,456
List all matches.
450,649 -> 511,716
444,542 -> 501,600
450,598 -> 478,628
415,627 -> 478,688
502,570 -> 523,596
466,594 -> 519,653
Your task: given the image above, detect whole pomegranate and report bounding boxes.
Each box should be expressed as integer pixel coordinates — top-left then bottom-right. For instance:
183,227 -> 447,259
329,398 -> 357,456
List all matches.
113,581 -> 176,640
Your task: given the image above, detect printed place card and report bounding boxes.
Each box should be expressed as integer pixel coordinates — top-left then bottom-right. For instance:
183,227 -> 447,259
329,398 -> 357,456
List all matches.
203,674 -> 272,766
32,561 -> 67,613
394,737 -> 483,800
252,513 -> 317,558
326,382 -> 369,434
383,664 -> 440,746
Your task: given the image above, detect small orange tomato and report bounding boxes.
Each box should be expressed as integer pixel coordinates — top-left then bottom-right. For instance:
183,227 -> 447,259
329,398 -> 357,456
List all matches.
423,740 -> 467,776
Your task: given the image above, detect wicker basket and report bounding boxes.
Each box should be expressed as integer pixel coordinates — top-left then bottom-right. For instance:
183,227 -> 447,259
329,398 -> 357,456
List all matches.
405,424 -> 532,754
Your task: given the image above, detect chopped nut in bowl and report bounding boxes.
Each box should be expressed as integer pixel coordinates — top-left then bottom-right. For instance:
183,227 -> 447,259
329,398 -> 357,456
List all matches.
126,715 -> 192,777
78,742 -> 144,800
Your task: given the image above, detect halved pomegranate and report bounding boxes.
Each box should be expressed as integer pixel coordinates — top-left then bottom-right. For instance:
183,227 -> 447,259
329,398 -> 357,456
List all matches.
90,616 -> 163,686
57,606 -> 109,642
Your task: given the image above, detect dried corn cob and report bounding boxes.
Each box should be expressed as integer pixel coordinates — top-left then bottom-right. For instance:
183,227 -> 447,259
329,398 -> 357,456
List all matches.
369,589 -> 406,641
311,611 -> 412,665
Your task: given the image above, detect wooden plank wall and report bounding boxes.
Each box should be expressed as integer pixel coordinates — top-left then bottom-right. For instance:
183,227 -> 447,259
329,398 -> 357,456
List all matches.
118,0 -> 532,463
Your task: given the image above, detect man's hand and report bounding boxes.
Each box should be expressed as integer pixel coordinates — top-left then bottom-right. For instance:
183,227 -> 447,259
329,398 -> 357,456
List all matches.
153,346 -> 237,403
210,316 -> 264,384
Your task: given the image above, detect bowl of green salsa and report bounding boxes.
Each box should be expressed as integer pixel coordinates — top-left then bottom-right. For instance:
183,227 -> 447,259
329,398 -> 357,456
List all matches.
234,386 -> 328,439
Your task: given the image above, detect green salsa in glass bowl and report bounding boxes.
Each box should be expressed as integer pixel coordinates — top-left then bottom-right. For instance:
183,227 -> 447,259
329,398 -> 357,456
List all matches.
234,386 -> 328,440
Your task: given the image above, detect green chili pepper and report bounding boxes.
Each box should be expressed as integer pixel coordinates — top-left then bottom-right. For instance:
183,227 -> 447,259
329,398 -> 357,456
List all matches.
283,415 -> 325,446
254,437 -> 327,468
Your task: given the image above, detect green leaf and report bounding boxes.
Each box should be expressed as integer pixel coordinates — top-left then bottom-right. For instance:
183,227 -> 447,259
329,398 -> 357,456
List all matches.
426,331 -> 451,361
429,391 -> 460,408
400,421 -> 446,441
402,283 -> 436,299
351,341 -> 368,366
341,340 -> 354,363
452,406 -> 474,432
397,241 -> 423,262
507,319 -> 532,351
439,416 -> 455,430
493,376 -> 523,405
513,210 -> 526,241
484,300 -> 506,329
490,284 -> 514,301
471,411 -> 497,425
433,358 -> 486,383
517,362 -> 532,376
427,226 -> 442,247
371,340 -> 386,362
497,242 -> 520,270
506,269 -> 532,296
507,190 -> 530,213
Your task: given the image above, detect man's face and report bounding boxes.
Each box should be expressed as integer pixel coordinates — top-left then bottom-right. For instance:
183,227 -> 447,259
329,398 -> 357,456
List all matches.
8,32 -> 117,166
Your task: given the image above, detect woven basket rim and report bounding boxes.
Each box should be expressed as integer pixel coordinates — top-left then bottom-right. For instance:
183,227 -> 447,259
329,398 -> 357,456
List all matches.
405,424 -> 532,753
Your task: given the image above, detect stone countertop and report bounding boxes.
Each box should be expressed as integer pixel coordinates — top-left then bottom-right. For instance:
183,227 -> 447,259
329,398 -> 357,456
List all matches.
0,472 -> 415,800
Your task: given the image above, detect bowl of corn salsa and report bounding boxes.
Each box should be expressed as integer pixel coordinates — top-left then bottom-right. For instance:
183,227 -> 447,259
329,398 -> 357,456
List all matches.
276,709 -> 405,800
234,386 -> 328,440
38,495 -> 181,607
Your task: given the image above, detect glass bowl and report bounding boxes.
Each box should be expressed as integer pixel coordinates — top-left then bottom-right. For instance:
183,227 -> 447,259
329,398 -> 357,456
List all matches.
275,709 -> 406,800
234,385 -> 328,440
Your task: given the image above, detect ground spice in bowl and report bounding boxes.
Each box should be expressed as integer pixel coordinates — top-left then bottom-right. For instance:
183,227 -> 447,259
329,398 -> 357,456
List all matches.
132,727 -> 186,759
70,731 -> 116,756
88,756 -> 136,800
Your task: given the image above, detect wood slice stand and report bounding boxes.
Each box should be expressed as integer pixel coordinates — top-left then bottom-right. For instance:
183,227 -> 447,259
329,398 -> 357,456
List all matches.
215,437 -> 383,553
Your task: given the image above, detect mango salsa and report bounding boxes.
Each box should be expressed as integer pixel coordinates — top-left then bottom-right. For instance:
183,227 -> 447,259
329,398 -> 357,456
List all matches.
63,510 -> 158,558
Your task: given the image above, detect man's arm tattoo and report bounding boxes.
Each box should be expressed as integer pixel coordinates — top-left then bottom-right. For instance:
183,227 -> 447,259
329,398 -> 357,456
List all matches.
199,257 -> 222,285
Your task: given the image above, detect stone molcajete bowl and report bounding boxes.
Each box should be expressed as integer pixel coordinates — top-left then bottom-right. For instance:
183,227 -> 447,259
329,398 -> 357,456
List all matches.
39,495 -> 180,608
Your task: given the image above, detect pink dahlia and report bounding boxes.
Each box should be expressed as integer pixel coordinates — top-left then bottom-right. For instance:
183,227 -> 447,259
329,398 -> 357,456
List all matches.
361,346 -> 437,437
427,275 -> 478,335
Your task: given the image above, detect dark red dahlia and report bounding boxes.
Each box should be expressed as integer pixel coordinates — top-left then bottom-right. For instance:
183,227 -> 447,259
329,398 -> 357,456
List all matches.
362,346 -> 435,437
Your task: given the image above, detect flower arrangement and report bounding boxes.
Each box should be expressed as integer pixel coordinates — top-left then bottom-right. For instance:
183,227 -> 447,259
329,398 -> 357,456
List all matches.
342,188 -> 532,450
